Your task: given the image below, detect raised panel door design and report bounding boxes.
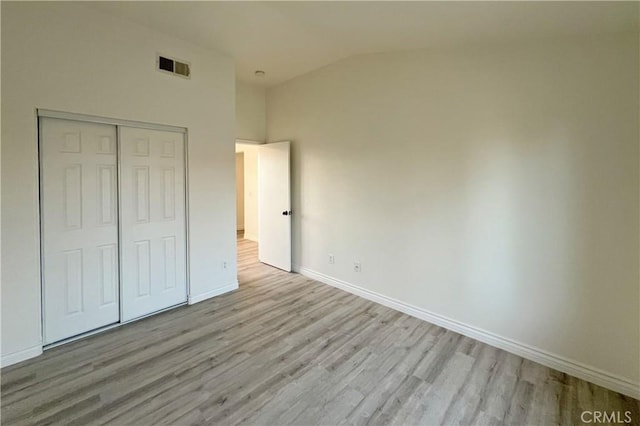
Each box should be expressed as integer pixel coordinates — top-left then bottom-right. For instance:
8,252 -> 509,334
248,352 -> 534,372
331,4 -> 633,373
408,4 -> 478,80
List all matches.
162,167 -> 175,220
162,236 -> 176,290
135,240 -> 151,297
63,164 -> 83,229
98,244 -> 117,306
63,249 -> 83,315
40,117 -> 120,344
134,166 -> 150,223
120,127 -> 187,321
97,135 -> 115,154
134,138 -> 149,156
61,132 -> 81,153
97,165 -> 116,226
161,140 -> 175,158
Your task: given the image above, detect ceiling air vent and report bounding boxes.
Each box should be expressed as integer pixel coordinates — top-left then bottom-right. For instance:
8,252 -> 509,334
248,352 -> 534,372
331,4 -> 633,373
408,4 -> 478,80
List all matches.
157,54 -> 191,79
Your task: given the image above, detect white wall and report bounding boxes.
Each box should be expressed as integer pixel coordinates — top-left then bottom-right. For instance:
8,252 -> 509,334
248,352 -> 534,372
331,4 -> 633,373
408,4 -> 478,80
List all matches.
236,82 -> 266,142
267,34 -> 639,394
236,144 -> 259,241
235,81 -> 264,240
1,2 -> 236,364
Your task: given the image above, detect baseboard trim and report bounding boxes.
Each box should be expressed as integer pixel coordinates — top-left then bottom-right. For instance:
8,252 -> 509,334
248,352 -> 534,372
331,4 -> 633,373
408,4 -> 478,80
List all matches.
188,281 -> 239,304
1,345 -> 43,368
293,265 -> 639,399
243,233 -> 258,242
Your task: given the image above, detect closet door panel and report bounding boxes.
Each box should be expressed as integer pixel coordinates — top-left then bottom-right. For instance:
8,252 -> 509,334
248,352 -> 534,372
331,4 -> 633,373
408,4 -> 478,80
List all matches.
119,127 -> 187,321
40,118 -> 120,344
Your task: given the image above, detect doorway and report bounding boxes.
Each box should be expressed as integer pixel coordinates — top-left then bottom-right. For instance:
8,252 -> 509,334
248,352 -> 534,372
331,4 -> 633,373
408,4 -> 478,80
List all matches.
235,143 -> 259,243
236,140 -> 292,273
236,152 -> 245,236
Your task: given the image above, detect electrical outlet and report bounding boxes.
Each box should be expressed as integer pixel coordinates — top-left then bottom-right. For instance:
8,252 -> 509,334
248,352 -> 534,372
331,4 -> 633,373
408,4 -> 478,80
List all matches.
222,261 -> 227,270
329,254 -> 335,264
354,261 -> 361,273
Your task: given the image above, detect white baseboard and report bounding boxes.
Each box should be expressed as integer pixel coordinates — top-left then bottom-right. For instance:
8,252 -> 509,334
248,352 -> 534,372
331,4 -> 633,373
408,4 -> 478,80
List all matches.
243,233 -> 258,242
1,345 -> 43,368
188,281 -> 239,304
293,265 -> 640,399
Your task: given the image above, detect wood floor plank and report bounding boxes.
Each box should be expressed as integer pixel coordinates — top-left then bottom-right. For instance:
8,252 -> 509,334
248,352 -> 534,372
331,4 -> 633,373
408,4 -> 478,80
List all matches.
1,237 -> 638,425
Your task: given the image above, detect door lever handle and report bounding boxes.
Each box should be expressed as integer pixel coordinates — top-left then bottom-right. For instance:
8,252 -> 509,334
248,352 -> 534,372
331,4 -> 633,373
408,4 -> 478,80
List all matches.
282,210 -> 292,216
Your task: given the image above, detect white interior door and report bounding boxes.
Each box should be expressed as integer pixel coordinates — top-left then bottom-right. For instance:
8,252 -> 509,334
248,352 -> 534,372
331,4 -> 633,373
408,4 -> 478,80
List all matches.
258,141 -> 292,271
40,118 -> 120,344
119,127 -> 187,322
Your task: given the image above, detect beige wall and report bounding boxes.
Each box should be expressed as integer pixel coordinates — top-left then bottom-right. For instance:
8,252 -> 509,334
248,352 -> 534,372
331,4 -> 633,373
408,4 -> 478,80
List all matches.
236,82 -> 266,142
1,2 -> 236,364
236,144 -> 259,241
267,34 -> 639,392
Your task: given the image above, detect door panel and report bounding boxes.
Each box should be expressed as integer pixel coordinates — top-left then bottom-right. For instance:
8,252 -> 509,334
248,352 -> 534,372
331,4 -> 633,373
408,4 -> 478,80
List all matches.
40,118 -> 120,344
119,127 -> 187,321
258,141 -> 292,271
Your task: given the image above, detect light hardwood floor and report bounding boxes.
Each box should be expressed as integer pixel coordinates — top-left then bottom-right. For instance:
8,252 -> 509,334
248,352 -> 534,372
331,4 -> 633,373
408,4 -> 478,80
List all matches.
2,238 -> 638,425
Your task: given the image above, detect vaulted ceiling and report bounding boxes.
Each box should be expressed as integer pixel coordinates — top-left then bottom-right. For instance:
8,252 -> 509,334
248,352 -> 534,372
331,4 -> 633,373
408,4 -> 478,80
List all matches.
92,1 -> 638,87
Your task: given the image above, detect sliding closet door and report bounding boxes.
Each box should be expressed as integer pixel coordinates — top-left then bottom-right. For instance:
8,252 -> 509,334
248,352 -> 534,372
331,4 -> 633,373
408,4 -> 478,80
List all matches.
119,127 -> 187,321
40,118 -> 120,344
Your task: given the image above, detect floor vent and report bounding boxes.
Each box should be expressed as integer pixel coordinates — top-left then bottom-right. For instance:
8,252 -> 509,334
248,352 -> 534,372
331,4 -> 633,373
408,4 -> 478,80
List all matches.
157,55 -> 191,79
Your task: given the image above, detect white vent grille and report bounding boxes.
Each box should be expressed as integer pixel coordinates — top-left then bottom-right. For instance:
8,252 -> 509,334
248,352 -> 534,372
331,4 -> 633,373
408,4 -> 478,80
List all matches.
157,54 -> 191,79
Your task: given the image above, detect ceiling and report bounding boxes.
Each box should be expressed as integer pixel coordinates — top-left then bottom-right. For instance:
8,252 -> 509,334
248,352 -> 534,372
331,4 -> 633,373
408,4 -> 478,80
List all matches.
91,1 -> 638,88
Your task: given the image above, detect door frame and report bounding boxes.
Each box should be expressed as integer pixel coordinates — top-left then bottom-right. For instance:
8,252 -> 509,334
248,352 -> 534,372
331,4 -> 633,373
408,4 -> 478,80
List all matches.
37,109 -> 191,348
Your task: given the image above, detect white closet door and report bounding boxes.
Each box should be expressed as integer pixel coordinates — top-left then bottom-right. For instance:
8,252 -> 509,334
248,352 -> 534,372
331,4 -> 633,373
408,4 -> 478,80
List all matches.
40,118 -> 120,344
119,127 -> 187,321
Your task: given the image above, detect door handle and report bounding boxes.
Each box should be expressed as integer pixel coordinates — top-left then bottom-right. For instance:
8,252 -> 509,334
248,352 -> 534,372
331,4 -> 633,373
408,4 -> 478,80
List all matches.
282,210 -> 292,216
